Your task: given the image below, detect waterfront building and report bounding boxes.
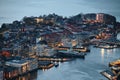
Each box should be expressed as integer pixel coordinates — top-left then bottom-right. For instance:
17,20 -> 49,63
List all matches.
96,13 -> 116,24
4,66 -> 18,80
96,13 -> 104,23
5,58 -> 38,75
25,58 -> 38,71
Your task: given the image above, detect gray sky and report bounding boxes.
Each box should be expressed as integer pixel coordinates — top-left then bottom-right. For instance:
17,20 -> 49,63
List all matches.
0,0 -> 120,25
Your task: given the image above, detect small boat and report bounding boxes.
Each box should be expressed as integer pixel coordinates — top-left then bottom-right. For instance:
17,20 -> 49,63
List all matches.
72,46 -> 90,52
54,62 -> 59,67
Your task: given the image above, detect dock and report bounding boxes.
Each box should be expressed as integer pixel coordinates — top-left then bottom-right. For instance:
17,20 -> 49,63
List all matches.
100,70 -> 117,80
38,57 -> 71,62
38,61 -> 54,69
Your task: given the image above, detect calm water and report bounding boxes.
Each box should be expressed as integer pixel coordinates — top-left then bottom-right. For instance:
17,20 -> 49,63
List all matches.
16,46 -> 120,80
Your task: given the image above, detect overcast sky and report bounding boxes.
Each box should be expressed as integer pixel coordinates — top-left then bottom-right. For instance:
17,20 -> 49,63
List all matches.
0,0 -> 120,25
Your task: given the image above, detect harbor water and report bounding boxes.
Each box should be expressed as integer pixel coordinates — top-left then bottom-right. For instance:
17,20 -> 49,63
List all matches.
15,46 -> 120,80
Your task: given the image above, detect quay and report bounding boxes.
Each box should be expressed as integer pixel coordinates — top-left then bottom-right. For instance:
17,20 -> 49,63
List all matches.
94,44 -> 118,49
38,57 -> 71,62
100,70 -> 117,80
3,56 -> 71,80
4,58 -> 38,80
38,61 -> 54,69
91,40 -> 120,47
55,46 -> 90,52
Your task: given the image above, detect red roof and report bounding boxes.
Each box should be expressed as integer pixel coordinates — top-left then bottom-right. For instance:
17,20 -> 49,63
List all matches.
1,51 -> 11,57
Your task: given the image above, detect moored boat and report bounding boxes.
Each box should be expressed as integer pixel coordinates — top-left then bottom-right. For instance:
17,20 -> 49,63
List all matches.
55,46 -> 90,52
109,59 -> 120,67
56,50 -> 85,58
54,62 -> 59,67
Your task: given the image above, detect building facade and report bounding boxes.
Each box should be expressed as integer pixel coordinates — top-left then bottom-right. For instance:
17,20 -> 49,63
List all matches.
5,58 -> 38,75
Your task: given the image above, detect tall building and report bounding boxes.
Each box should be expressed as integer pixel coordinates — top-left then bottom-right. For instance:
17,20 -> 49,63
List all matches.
96,13 -> 104,23
96,13 -> 116,24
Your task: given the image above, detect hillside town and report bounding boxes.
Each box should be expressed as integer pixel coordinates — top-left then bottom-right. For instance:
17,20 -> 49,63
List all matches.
0,13 -> 120,80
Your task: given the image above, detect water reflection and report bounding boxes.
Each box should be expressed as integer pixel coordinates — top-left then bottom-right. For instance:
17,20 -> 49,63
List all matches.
101,48 -> 117,58
106,49 -> 114,54
101,48 -> 105,62
101,48 -> 105,57
99,47 -> 120,65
